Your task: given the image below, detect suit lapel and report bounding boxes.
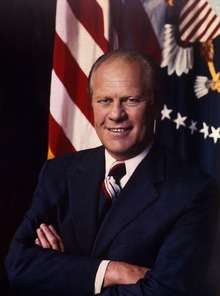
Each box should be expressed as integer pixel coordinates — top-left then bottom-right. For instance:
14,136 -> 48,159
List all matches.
68,147 -> 105,254
92,145 -> 165,257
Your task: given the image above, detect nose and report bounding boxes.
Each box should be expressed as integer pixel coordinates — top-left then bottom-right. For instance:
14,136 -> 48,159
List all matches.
108,101 -> 127,121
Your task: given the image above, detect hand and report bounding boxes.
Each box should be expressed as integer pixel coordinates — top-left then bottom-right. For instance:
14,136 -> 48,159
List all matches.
35,224 -> 64,252
103,261 -> 150,287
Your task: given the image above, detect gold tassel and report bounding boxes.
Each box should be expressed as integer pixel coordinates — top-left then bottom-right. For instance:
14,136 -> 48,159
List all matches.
200,41 -> 220,91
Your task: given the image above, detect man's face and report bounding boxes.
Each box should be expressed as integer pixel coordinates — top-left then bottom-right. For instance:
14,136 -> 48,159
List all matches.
91,58 -> 155,160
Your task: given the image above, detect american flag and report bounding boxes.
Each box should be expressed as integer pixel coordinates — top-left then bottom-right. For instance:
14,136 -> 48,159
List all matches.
48,0 -> 163,158
179,0 -> 220,43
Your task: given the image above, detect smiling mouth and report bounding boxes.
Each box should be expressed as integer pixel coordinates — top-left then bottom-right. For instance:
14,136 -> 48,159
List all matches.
107,127 -> 132,135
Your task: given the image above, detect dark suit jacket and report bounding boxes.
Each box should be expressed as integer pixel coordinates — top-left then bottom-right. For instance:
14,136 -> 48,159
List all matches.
5,145 -> 218,296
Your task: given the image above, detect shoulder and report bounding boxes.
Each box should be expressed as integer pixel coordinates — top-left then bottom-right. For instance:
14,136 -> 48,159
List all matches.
154,145 -> 219,201
38,146 -> 104,181
45,146 -> 103,169
32,146 -> 104,205
155,145 -> 209,180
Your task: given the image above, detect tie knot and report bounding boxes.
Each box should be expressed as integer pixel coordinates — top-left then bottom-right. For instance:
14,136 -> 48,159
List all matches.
108,162 -> 126,185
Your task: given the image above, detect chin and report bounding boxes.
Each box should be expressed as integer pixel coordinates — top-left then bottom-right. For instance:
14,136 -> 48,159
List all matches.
106,146 -> 136,160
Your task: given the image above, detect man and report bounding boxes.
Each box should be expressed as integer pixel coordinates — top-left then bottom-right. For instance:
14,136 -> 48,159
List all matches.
5,51 -> 218,296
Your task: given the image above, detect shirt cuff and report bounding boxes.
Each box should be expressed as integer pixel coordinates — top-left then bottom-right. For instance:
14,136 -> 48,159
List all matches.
94,260 -> 111,294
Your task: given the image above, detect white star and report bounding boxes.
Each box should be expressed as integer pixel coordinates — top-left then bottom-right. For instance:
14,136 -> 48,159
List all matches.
209,126 -> 220,144
200,122 -> 209,139
189,120 -> 197,135
161,104 -> 173,120
173,113 -> 187,130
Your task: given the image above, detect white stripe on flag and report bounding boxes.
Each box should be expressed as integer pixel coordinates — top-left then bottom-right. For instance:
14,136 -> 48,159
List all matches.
96,0 -> 110,41
180,3 -> 210,33
200,16 -> 220,42
56,0 -> 104,77
50,70 -> 101,150
181,0 -> 207,18
181,9 -> 213,42
180,0 -> 220,42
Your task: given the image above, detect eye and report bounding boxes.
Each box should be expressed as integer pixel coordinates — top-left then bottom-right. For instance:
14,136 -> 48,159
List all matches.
96,98 -> 112,105
123,96 -> 145,106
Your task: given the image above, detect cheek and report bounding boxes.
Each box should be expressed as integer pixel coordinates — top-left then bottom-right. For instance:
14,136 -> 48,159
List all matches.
131,110 -> 147,129
93,108 -> 107,128
93,109 -> 102,124
131,109 -> 153,137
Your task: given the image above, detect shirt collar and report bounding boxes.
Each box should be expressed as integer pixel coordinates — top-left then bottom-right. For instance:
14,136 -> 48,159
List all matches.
105,143 -> 153,178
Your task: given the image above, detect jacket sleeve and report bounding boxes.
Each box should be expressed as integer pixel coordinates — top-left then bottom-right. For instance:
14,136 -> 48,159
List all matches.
99,181 -> 219,296
5,160 -> 101,296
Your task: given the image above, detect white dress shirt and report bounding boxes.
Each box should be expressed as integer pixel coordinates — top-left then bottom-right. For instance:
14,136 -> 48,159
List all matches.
94,144 -> 152,294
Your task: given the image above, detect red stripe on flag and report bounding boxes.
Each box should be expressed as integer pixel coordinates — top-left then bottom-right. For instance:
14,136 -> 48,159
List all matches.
206,19 -> 220,41
180,2 -> 208,40
67,0 -> 108,52
53,33 -> 94,124
196,14 -> 217,41
182,8 -> 212,43
48,114 -> 75,156
180,0 -> 200,23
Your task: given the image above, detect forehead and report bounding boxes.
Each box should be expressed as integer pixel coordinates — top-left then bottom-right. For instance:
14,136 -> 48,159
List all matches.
91,58 -> 145,92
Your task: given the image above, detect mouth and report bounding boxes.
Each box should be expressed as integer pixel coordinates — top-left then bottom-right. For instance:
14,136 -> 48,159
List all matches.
106,127 -> 132,135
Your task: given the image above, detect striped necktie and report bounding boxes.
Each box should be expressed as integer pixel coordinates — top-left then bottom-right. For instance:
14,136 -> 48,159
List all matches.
102,162 -> 126,202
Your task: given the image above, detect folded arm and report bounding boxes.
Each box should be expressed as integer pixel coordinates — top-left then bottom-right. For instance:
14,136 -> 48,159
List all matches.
5,161 -> 101,296
35,224 -> 150,291
35,179 -> 218,296
98,181 -> 219,296
6,160 -> 218,296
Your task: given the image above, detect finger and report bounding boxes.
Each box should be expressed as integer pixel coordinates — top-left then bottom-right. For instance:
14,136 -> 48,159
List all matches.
48,225 -> 60,238
141,266 -> 151,275
35,238 -> 42,247
40,224 -> 61,251
36,228 -> 50,249
48,225 -> 64,252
